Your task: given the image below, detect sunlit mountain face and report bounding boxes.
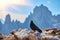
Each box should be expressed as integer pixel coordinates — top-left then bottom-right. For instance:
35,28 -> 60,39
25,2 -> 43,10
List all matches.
0,0 -> 60,35
0,4 -> 60,34
0,0 -> 31,23
0,0 -> 60,23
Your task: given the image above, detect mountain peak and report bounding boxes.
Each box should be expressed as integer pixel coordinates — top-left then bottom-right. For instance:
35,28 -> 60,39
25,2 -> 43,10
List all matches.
32,4 -> 53,29
5,14 -> 11,24
41,4 -> 44,6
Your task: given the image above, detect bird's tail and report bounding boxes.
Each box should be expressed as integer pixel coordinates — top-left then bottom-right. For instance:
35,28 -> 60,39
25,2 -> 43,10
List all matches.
30,20 -> 42,33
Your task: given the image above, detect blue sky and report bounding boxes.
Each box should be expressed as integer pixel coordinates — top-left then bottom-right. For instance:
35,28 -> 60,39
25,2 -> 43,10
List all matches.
7,0 -> 60,15
29,0 -> 60,15
0,0 -> 60,23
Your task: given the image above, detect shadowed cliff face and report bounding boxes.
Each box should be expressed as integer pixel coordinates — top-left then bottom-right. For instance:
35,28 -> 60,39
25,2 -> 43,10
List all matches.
0,28 -> 60,40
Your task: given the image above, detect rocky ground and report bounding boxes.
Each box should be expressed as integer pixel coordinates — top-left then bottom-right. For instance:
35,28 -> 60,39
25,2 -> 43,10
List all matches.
0,28 -> 60,40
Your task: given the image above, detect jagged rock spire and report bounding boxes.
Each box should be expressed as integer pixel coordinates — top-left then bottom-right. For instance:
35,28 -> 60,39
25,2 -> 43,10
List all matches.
41,4 -> 43,6
5,14 -> 11,24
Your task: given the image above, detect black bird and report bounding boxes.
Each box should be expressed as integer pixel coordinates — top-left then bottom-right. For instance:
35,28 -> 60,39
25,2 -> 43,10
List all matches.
30,21 -> 42,33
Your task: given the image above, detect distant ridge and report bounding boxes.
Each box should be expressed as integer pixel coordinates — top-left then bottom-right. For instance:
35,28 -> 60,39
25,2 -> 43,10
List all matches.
0,4 -> 60,34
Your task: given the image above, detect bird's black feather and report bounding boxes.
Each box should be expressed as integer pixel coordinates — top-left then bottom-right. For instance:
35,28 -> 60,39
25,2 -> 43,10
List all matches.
30,21 -> 42,33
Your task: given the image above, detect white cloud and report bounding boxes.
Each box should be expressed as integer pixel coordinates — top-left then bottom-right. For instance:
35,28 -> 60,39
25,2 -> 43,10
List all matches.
0,11 -> 28,23
0,11 -> 8,20
0,0 -> 31,23
9,13 -> 28,23
0,0 -> 32,10
0,0 -> 31,6
47,1 -> 51,4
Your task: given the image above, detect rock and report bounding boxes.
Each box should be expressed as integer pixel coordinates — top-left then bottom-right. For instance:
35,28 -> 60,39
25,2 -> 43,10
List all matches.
0,33 -> 4,40
40,37 -> 49,40
44,28 -> 57,31
0,28 -> 60,40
